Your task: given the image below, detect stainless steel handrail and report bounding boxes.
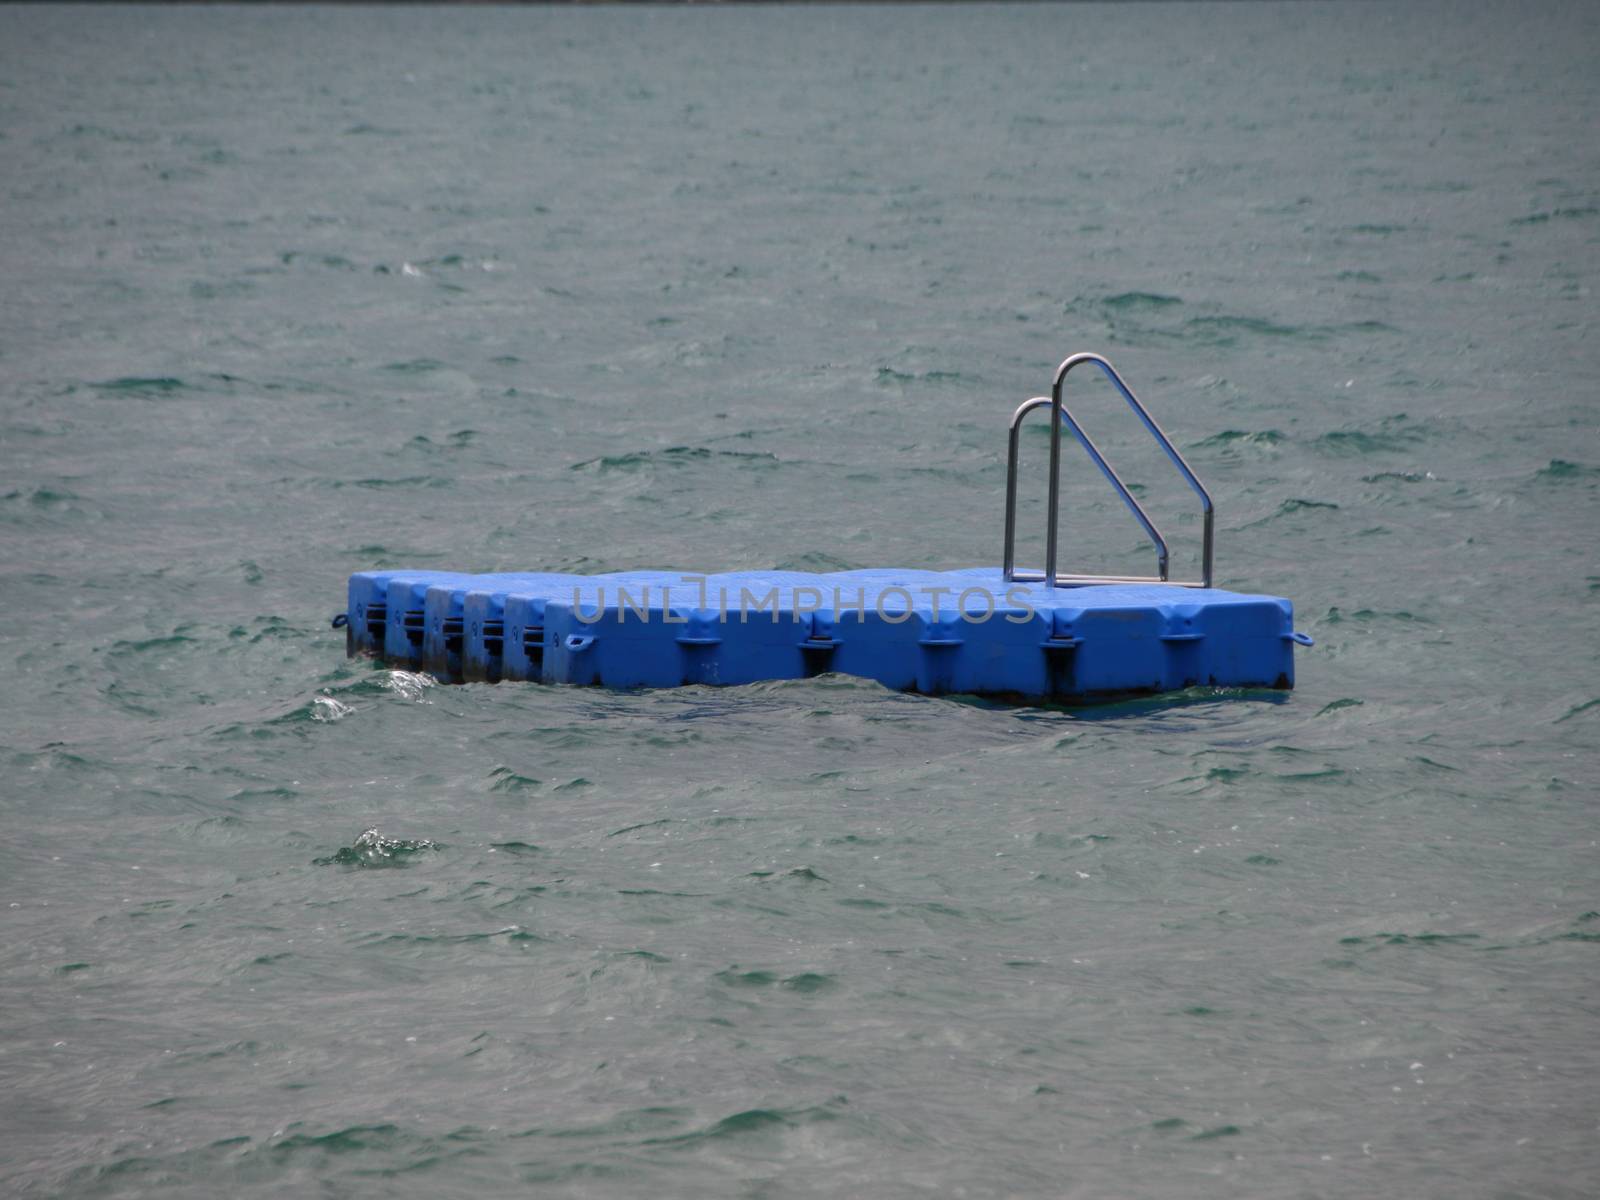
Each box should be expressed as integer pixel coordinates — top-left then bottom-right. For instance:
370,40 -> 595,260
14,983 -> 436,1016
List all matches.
1003,396 -> 1171,582
1003,353 -> 1215,590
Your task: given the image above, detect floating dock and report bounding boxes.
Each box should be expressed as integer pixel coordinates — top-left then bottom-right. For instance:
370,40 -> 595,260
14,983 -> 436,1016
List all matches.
337,354 -> 1310,704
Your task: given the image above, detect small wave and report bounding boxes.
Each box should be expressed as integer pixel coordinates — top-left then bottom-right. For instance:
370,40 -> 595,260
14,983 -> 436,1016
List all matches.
776,551 -> 858,572
570,446 -> 778,473
747,865 -> 827,883
1101,291 -> 1183,310
360,927 -> 539,947
608,818 -> 675,839
715,967 -> 778,987
1243,498 -> 1340,528
403,429 -> 479,454
1344,931 -> 1481,948
279,251 -> 358,271
1190,429 -> 1285,451
64,1122 -> 488,1191
94,376 -> 189,395
384,671 -> 434,702
407,254 -> 506,274
838,897 -> 892,910
1182,315 -> 1304,343
1361,470 -> 1435,483
1322,606 -> 1431,627
11,748 -> 97,774
639,1100 -> 850,1149
1311,426 -> 1428,455
109,632 -> 198,654
1279,497 -> 1339,513
489,841 -> 543,856
56,122 -> 158,143
1412,755 -> 1459,772
485,767 -> 542,793
1,487 -> 100,520
1278,767 -> 1347,782
309,695 -> 352,722
542,1105 -> 692,1140
614,949 -> 670,963
1315,697 -> 1364,717
1511,206 -> 1599,225
314,828 -> 438,868
329,475 -> 453,490
781,971 -> 837,993
190,279 -> 258,299
875,367 -> 965,385
1532,459 -> 1598,482
1191,1124 -> 1243,1140
1554,698 -> 1599,724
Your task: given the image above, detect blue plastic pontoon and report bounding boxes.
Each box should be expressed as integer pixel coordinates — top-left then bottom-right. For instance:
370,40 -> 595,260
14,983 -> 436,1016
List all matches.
338,354 -> 1311,703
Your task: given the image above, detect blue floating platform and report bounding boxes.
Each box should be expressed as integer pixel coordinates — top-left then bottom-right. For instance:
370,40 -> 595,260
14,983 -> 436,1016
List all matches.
335,355 -> 1311,705
343,567 -> 1303,703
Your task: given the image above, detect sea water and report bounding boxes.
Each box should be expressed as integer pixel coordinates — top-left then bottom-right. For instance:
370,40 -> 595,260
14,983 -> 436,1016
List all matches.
2,3 -> 1597,1196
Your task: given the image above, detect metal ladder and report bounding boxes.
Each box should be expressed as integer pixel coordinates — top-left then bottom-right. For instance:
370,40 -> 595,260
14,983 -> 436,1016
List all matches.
1003,352 -> 1215,589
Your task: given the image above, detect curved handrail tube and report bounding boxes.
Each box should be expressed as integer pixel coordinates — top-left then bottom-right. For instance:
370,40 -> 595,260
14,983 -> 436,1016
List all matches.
1053,353 -> 1214,586
1001,398 -> 1047,580
1005,353 -> 1216,589
1004,395 -> 1170,582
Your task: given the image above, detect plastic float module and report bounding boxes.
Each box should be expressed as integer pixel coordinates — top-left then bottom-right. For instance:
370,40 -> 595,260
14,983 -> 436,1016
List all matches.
336,354 -> 1312,704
